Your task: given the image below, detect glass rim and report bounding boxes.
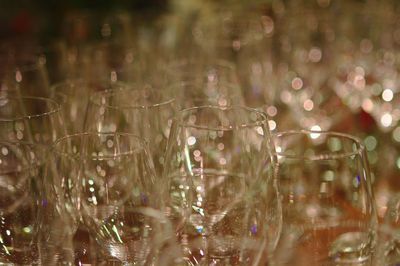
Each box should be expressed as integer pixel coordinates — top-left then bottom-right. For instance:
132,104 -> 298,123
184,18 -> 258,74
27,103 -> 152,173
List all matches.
89,85 -> 175,109
0,96 -> 60,122
52,132 -> 148,159
176,105 -> 269,131
272,130 -> 365,160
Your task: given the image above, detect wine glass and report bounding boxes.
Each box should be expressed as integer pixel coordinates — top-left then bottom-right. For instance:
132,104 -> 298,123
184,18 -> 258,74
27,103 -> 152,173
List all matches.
54,132 -> 173,264
163,105 -> 281,265
51,79 -> 126,134
0,141 -> 45,264
273,130 -> 377,265
0,95 -> 65,144
85,85 -> 177,176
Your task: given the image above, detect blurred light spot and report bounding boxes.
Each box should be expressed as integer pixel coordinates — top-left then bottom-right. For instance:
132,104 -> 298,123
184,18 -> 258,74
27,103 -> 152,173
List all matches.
218,98 -> 227,107
361,99 -> 374,113
381,113 -> 393,127
107,139 -> 114,148
15,71 -> 22,83
310,125 -> 322,139
320,182 -> 328,193
267,106 -> 277,117
368,151 -> 378,164
251,224 -> 258,234
16,131 -> 23,140
360,39 -> 373,53
193,150 -> 201,157
268,120 -> 276,131
382,89 -> 394,102
217,143 -> 224,150
328,137 -> 342,152
110,71 -> 117,82
364,136 -> 377,151
306,206 -> 318,218
1,147 -> 8,156
256,126 -> 264,135
232,40 -> 241,51
393,127 -> 400,142
101,23 -> 111,37
323,170 -> 334,181
397,157 -> 400,169
187,136 -> 196,146
308,47 -> 322,63
353,74 -> 366,89
291,77 -> 303,90
261,16 -> 274,35
219,158 -> 227,165
280,90 -> 292,103
303,99 -> 314,111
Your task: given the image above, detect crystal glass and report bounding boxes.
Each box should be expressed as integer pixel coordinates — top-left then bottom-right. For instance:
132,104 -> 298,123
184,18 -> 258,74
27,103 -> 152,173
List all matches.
0,141 -> 45,264
53,132 -> 172,264
51,79 -> 126,134
85,85 -> 176,176
273,130 -> 377,265
0,95 -> 65,144
163,106 -> 281,265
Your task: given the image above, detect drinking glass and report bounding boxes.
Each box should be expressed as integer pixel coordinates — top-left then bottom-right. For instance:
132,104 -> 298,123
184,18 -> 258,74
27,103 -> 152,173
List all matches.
163,106 -> 281,265
273,130 -> 377,265
53,132 -> 172,264
51,79 -> 127,134
0,141 -> 45,264
0,95 -> 65,144
85,85 -> 176,176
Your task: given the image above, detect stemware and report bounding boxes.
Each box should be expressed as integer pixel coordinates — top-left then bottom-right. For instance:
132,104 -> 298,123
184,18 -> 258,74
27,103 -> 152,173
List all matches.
273,130 -> 377,265
85,85 -> 176,176
0,141 -> 45,264
53,132 -> 173,264
0,95 -> 65,144
163,105 -> 281,265
51,79 -> 127,134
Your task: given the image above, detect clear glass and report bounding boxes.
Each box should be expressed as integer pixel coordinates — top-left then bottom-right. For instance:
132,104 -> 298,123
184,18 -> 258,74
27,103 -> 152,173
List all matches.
0,141 -> 44,264
163,106 -> 281,265
52,132 -> 173,264
273,130 -> 377,265
0,95 -> 66,144
85,85 -> 177,176
51,79 -> 127,134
